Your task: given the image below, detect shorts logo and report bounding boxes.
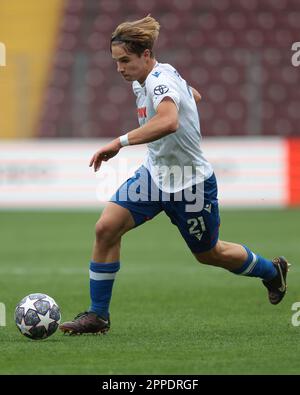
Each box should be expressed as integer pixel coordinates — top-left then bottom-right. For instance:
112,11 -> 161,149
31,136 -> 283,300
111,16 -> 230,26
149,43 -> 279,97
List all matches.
204,204 -> 211,213
154,85 -> 169,95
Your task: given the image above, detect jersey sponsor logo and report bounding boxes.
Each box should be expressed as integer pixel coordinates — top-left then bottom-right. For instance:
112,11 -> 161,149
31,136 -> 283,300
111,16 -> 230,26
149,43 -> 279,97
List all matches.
154,85 -> 169,95
137,107 -> 147,118
152,71 -> 161,78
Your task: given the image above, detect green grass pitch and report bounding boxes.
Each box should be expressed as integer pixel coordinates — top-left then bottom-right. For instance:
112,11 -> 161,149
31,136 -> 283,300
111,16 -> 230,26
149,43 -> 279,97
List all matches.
0,208 -> 300,374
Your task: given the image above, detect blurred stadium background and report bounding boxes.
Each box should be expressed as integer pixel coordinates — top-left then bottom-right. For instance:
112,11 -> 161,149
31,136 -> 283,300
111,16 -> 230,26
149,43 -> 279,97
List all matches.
1,0 -> 300,139
0,0 -> 299,208
1,0 -> 300,375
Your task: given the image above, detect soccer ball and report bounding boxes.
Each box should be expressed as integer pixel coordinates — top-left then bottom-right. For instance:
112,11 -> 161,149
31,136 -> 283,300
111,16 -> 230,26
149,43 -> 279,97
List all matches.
15,293 -> 61,340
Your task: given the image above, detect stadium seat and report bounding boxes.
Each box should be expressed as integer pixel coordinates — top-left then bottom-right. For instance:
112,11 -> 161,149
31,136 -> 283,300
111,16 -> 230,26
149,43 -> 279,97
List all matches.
37,0 -> 300,138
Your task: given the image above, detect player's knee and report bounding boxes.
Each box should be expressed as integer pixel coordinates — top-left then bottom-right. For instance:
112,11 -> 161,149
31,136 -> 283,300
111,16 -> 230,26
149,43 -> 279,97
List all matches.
95,220 -> 120,246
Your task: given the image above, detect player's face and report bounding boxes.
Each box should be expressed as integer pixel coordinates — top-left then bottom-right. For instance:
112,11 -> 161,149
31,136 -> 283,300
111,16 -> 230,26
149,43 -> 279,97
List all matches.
111,44 -> 150,83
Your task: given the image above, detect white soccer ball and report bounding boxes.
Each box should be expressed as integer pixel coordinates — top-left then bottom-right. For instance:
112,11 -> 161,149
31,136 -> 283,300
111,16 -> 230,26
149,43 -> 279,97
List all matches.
15,293 -> 61,340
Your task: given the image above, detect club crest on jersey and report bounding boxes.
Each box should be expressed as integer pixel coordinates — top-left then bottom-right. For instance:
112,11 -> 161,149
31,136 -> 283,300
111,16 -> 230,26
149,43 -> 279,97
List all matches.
137,107 -> 147,118
154,85 -> 169,95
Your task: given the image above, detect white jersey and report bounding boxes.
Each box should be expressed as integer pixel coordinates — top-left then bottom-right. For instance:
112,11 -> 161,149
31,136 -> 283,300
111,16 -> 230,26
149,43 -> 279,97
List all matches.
132,62 -> 213,193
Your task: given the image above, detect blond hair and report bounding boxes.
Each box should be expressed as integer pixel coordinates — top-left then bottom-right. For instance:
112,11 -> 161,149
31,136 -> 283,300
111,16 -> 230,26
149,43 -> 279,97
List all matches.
111,15 -> 160,57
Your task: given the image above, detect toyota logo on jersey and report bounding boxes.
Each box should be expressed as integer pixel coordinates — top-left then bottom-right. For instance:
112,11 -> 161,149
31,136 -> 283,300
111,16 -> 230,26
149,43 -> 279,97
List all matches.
154,85 -> 169,95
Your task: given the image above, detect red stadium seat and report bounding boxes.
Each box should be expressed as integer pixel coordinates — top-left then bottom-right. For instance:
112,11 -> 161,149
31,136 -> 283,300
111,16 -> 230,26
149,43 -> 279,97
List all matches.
37,0 -> 300,138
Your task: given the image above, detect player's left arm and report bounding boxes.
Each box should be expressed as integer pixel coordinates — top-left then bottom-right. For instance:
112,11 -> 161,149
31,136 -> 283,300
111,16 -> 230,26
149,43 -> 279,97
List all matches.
190,86 -> 202,103
89,97 -> 178,172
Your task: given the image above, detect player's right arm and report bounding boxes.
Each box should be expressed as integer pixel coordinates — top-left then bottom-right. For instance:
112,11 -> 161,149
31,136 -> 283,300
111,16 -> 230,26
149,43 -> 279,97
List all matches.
123,97 -> 178,145
89,97 -> 178,172
89,72 -> 180,172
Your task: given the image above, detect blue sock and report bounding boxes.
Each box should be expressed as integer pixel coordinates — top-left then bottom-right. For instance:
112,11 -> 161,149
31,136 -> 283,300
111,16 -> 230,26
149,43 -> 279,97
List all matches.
89,261 -> 120,319
231,246 -> 277,281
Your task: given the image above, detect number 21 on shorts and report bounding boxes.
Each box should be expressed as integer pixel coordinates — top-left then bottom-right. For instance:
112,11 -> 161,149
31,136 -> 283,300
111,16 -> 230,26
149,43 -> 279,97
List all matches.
187,216 -> 206,240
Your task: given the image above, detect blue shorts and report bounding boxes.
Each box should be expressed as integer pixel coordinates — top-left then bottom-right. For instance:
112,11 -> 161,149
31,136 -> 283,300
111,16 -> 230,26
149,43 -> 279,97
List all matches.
110,166 -> 220,253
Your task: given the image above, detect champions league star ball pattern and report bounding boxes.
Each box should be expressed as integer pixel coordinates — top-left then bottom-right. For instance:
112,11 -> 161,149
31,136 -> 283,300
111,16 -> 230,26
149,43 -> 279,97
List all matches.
15,293 -> 61,340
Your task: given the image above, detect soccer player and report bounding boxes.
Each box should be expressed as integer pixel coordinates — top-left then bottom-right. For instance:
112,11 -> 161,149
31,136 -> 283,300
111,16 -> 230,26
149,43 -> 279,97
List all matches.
59,16 -> 290,335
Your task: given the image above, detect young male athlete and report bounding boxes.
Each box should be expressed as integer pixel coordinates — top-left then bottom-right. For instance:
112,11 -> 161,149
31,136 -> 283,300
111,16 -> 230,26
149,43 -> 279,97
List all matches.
60,16 -> 290,335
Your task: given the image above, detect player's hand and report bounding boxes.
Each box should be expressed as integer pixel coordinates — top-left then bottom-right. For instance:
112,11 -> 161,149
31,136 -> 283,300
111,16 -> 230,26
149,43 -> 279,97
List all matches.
89,138 -> 121,172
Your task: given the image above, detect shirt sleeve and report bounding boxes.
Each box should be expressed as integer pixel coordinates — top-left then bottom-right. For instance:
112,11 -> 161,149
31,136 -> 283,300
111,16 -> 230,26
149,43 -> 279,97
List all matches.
146,71 -> 180,112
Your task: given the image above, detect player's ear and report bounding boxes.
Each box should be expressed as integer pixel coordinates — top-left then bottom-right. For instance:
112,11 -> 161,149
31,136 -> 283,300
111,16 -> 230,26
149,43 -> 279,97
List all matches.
143,49 -> 151,59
